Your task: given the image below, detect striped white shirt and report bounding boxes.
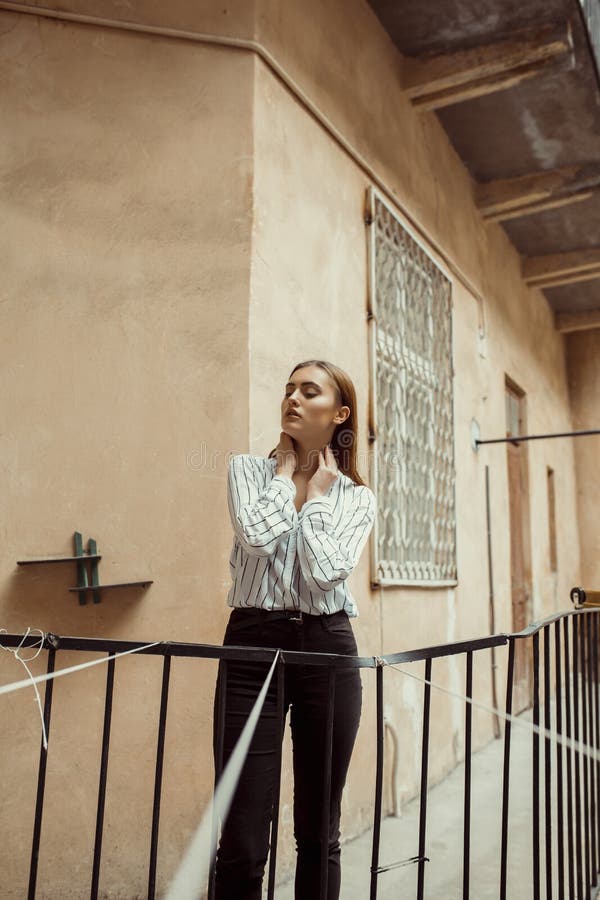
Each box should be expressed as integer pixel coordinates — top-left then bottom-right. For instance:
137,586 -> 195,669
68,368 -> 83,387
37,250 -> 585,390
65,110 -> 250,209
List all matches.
226,454 -> 376,618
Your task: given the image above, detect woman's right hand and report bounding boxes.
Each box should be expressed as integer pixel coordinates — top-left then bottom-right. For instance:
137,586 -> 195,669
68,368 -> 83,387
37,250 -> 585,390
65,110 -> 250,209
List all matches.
275,431 -> 297,480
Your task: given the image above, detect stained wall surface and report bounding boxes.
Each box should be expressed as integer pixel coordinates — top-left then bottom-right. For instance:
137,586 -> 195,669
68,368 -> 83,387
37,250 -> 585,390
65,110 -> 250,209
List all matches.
0,0 -> 591,896
566,329 -> 600,590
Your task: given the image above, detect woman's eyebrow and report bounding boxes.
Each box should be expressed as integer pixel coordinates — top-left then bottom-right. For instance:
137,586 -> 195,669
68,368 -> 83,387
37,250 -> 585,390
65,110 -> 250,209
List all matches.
285,381 -> 321,389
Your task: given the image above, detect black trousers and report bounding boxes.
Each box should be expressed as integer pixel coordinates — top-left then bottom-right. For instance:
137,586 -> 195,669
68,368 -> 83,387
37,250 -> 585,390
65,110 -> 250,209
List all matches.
211,607 -> 363,900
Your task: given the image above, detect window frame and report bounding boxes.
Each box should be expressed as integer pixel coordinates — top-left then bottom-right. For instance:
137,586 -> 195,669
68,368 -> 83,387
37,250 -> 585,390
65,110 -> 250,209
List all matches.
366,185 -> 458,589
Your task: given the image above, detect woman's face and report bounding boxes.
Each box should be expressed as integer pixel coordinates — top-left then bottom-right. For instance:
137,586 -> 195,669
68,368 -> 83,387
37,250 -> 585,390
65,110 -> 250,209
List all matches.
281,365 -> 349,443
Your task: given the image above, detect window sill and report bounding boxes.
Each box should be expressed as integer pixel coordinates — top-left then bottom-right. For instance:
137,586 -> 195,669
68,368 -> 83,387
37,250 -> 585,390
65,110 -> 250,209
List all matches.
370,578 -> 458,589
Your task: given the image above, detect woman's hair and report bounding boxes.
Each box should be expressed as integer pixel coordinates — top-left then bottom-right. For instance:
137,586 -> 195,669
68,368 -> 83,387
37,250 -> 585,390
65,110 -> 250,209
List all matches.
268,359 -> 369,487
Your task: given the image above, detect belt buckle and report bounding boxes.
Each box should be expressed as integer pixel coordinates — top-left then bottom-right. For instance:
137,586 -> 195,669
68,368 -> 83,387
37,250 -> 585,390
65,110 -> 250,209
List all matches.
288,610 -> 303,622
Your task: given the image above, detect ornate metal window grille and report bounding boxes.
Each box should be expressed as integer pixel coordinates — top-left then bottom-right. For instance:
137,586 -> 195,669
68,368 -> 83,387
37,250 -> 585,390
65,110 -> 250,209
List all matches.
367,189 -> 457,585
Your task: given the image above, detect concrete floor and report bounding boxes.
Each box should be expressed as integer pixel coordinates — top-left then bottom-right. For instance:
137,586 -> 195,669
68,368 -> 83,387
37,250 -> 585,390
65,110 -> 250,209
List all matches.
274,700 -> 600,899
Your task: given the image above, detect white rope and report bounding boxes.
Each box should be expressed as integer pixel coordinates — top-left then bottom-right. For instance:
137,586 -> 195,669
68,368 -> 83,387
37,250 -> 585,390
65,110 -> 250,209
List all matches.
0,627 -> 49,748
0,635 -> 164,698
164,649 -> 281,900
385,658 -> 600,765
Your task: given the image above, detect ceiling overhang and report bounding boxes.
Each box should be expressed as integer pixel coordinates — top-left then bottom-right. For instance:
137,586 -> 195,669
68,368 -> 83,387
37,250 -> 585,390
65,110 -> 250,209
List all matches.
368,0 -> 600,332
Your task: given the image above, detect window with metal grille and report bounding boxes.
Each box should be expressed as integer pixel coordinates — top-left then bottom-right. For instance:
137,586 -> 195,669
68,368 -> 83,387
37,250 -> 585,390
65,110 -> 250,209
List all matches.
366,187 -> 457,586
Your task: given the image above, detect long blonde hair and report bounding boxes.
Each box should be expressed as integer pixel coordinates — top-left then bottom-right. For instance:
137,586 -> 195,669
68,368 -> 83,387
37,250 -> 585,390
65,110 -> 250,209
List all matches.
268,359 -> 369,487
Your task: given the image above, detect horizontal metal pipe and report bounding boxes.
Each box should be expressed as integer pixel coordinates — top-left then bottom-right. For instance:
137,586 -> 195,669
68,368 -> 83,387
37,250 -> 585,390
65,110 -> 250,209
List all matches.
476,429 -> 600,446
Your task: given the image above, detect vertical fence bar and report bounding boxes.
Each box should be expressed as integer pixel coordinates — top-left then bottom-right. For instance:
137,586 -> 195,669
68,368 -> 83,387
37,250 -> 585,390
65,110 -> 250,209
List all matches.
586,614 -> 597,885
369,663 -> 385,900
266,659 -> 285,900
581,615 -> 591,899
416,657 -> 432,900
500,639 -> 515,900
563,617 -> 575,900
543,625 -> 553,900
485,464 -> 501,739
463,651 -> 473,900
148,654 -> 171,900
208,659 -> 228,900
554,619 -> 565,900
319,666 -> 336,900
533,632 -> 541,900
27,647 -> 56,900
90,654 -> 116,900
573,615 -> 584,900
592,610 -> 600,884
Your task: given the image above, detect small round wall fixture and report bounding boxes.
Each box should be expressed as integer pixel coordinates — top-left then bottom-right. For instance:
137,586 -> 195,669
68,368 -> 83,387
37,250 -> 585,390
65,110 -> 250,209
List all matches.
470,417 -> 481,452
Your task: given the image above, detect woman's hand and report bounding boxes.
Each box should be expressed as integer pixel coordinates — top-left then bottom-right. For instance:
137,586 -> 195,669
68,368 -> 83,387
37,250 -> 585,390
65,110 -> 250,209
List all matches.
306,445 -> 339,501
275,431 -> 297,480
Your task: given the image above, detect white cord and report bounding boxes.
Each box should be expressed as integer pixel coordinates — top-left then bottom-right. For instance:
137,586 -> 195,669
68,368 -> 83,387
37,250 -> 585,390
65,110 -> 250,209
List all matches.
164,649 -> 282,900
0,628 -> 164,749
0,636 -> 164,698
386,660 -> 600,764
0,627 -> 49,748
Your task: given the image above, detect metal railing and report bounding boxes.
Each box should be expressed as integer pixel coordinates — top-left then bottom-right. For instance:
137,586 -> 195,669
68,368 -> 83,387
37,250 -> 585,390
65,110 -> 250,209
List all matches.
1,588 -> 599,899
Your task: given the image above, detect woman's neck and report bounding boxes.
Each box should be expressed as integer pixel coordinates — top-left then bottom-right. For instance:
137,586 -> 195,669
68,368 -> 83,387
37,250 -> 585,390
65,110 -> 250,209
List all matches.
294,443 -> 323,479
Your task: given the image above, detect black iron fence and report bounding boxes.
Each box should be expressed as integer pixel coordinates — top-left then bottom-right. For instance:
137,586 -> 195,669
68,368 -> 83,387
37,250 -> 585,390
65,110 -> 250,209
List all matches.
1,588 -> 599,899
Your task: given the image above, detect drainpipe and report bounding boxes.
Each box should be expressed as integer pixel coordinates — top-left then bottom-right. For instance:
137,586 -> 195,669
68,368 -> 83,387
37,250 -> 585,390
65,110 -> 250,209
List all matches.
383,709 -> 401,817
486,464 -> 501,739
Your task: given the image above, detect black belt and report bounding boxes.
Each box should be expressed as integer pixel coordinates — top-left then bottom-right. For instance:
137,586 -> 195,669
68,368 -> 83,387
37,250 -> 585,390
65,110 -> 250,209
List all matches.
233,607 -> 347,624
237,607 -> 305,622
273,610 -> 304,622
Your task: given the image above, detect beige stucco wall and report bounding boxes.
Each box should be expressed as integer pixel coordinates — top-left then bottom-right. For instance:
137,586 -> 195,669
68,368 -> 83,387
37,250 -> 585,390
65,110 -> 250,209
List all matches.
0,0 -> 590,896
0,7 -> 255,898
566,329 -> 600,590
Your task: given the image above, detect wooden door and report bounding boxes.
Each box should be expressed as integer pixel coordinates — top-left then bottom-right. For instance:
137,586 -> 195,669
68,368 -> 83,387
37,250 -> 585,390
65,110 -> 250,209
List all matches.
505,381 -> 533,714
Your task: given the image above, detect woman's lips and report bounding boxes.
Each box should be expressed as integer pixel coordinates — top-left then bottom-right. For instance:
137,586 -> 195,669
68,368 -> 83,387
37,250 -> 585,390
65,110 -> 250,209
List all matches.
286,411 -> 301,418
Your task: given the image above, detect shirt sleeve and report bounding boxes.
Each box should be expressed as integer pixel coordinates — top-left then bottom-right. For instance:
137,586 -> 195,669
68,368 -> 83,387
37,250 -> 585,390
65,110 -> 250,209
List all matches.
227,454 -> 298,557
296,485 -> 376,591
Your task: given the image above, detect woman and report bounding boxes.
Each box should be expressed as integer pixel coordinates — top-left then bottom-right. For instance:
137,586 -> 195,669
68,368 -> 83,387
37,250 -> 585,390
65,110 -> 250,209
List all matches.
212,359 -> 376,900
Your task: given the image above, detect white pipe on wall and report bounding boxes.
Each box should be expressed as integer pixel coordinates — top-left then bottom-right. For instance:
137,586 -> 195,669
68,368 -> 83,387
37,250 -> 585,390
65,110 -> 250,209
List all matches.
383,714 -> 401,818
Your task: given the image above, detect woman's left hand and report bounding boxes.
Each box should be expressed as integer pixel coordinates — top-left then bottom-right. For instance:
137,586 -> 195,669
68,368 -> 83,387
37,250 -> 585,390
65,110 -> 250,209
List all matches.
306,445 -> 339,501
